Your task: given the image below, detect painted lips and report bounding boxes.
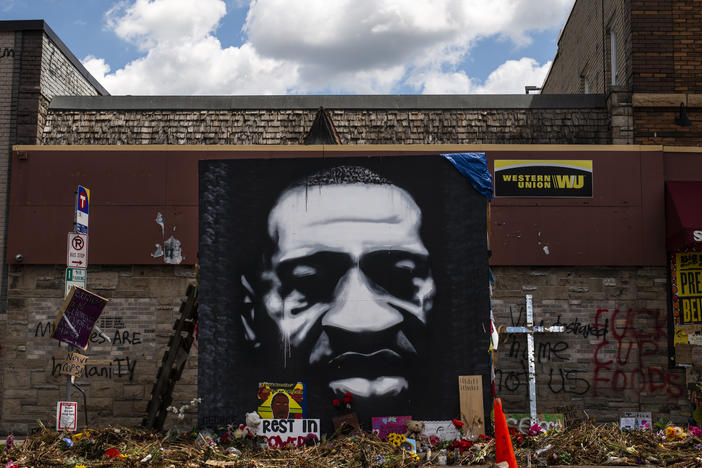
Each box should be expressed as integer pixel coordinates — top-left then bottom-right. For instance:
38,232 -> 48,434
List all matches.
326,348 -> 409,380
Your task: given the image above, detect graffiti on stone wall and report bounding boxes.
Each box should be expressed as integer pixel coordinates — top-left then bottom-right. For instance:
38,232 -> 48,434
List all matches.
32,310 -> 150,382
592,308 -> 683,397
34,320 -> 143,346
496,305 -> 683,398
495,306 -> 591,395
50,356 -> 137,381
0,48 -> 15,59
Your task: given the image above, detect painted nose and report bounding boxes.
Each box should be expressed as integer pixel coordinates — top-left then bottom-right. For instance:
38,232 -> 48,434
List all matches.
322,267 -> 403,332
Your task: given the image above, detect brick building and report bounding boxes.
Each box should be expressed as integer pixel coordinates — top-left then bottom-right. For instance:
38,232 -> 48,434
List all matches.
542,0 -> 702,146
0,17 -> 701,433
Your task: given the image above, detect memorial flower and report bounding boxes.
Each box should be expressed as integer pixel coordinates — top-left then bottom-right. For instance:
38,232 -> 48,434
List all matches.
449,439 -> 472,453
688,426 -> 702,438
387,433 -> 406,447
527,423 -> 543,436
104,447 -> 121,459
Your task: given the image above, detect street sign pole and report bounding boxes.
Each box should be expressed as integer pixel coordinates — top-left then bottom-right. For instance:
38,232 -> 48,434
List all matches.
65,186 -> 91,408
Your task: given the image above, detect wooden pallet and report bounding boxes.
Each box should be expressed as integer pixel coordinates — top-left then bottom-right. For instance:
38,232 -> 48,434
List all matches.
142,284 -> 198,430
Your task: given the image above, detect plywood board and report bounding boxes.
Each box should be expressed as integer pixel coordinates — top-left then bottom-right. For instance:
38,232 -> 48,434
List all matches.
458,375 -> 485,436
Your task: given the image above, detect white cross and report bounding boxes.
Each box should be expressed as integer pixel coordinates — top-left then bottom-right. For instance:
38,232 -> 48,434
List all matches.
505,294 -> 564,425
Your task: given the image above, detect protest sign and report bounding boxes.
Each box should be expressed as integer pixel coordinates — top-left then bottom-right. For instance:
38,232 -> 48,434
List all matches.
51,287 -> 108,350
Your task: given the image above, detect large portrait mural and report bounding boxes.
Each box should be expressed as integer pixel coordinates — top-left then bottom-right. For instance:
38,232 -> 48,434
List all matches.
198,155 -> 491,430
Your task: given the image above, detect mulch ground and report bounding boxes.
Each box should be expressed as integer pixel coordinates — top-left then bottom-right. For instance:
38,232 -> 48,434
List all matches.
1,422 -> 702,467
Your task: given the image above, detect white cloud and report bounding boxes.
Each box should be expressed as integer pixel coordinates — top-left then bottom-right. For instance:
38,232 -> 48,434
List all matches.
473,58 -> 552,94
84,0 -> 572,95
91,0 -> 298,94
411,58 -> 551,94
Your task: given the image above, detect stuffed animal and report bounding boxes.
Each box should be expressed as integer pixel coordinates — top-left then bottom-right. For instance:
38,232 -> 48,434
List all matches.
404,419 -> 425,439
246,412 -> 261,431
237,411 -> 262,437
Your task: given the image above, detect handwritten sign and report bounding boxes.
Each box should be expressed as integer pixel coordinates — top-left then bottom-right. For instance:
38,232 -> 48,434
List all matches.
51,287 -> 108,350
257,419 -> 319,448
372,416 -> 411,438
458,375 -> 485,435
59,351 -> 88,377
56,401 -> 78,431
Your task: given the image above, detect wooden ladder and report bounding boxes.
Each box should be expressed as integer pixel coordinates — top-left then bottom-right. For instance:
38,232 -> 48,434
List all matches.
142,284 -> 198,430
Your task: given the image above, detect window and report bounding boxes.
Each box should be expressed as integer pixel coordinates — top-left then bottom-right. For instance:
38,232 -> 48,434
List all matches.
610,30 -> 618,85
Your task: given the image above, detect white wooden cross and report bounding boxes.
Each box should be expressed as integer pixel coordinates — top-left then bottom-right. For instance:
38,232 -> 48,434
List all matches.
505,294 -> 564,425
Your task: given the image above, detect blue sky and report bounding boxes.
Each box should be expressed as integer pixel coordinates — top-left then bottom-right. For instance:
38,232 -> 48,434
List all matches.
3,0 -> 574,95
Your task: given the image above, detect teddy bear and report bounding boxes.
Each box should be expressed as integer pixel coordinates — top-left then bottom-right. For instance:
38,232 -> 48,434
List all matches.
237,411 -> 262,438
404,419 -> 425,440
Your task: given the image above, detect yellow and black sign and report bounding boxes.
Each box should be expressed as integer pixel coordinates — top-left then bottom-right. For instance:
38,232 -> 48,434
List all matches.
494,160 -> 593,197
675,251 -> 702,324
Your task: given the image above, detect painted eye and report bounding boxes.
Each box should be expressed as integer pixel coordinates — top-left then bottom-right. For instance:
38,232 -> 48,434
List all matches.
360,250 -> 431,301
394,259 -> 416,271
276,252 -> 353,310
291,265 -> 317,278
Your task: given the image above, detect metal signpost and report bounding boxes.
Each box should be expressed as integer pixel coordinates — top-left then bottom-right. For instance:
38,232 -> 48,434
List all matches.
505,294 -> 564,426
64,186 -> 91,412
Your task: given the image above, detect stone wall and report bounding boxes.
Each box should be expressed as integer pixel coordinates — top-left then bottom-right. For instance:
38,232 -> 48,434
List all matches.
542,0 -> 632,94
633,104 -> 702,145
0,264 -> 196,434
41,108 -> 612,145
631,0 -> 702,93
493,266 -> 688,425
0,263 -> 689,433
40,34 -> 99,100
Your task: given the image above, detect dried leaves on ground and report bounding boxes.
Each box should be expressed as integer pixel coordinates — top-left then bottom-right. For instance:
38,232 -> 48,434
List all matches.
2,421 -> 702,467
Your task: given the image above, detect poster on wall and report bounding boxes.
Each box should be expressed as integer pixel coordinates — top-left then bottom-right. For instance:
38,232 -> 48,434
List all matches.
257,382 -> 305,419
197,155 -> 491,430
494,160 -> 593,197
672,249 -> 702,324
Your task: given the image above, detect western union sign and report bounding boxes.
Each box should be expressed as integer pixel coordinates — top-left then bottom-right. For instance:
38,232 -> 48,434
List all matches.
494,160 -> 593,197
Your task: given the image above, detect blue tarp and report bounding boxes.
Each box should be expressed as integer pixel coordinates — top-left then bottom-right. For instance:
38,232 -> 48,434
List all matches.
440,152 -> 493,201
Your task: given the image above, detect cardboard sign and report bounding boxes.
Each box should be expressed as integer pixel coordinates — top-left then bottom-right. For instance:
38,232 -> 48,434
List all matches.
257,419 -> 319,448
372,416 -> 411,438
59,351 -> 88,377
458,375 -> 485,435
51,287 -> 108,350
421,420 -> 463,441
56,401 -> 78,431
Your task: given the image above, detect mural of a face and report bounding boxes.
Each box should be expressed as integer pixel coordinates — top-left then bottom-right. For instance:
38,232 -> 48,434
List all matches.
249,178 -> 436,399
271,392 -> 290,418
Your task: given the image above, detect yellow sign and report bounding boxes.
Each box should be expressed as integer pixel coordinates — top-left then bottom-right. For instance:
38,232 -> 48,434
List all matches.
493,160 -> 593,197
257,383 -> 304,419
675,252 -> 702,324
